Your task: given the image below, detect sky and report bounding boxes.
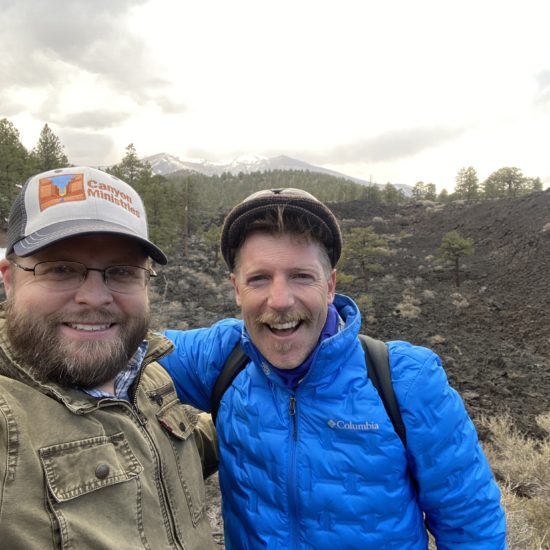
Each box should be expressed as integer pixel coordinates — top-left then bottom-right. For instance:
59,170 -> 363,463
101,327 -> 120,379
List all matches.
1,0 -> 550,191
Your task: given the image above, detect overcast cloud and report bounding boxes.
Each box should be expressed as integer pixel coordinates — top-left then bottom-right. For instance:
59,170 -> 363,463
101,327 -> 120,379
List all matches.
0,0 -> 181,129
2,0 -> 550,189
306,127 -> 467,165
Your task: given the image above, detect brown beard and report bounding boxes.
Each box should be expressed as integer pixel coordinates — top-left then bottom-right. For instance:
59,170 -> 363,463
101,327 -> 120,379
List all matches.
5,299 -> 149,389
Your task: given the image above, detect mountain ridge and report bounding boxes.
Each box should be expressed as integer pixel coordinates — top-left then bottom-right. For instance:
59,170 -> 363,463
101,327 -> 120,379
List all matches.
142,152 -> 412,195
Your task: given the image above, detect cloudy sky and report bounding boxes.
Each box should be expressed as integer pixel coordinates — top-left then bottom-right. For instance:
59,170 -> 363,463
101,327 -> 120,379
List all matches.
2,0 -> 550,191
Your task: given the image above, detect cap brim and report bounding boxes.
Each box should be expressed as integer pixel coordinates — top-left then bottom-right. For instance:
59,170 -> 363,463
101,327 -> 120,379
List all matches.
221,195 -> 342,270
13,219 -> 168,265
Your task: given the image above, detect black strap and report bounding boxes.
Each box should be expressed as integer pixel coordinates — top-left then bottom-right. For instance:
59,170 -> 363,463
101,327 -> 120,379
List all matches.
210,344 -> 249,424
359,335 -> 406,447
211,335 -> 407,447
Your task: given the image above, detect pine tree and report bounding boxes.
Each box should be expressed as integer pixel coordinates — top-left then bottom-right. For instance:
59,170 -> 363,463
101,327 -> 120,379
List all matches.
482,167 -> 527,198
436,230 -> 474,287
455,167 -> 479,200
202,223 -> 222,265
30,124 -> 69,172
110,144 -> 151,189
0,119 -> 30,227
339,226 -> 389,291
412,181 -> 437,201
382,183 -> 406,205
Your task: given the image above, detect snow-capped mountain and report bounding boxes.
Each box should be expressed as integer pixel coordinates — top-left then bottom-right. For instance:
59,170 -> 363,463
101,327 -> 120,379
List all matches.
143,152 -> 412,194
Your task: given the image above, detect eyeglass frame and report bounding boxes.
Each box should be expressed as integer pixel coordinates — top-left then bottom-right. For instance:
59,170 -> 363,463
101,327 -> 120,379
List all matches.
10,260 -> 157,294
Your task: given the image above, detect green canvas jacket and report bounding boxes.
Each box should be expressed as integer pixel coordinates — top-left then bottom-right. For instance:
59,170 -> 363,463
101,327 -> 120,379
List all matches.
0,309 -> 218,549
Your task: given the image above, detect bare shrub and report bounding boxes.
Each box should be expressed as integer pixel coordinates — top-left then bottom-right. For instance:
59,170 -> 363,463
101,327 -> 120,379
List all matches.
427,335 -> 446,345
451,292 -> 469,309
395,291 -> 421,319
481,413 -> 550,548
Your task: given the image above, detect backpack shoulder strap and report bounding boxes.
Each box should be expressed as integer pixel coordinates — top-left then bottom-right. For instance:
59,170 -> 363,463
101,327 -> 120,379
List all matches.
210,344 -> 248,424
211,335 -> 407,447
359,334 -> 407,447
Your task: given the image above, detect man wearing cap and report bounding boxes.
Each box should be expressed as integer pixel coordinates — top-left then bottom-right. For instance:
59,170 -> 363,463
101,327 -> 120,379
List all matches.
161,188 -> 506,549
0,167 -> 218,549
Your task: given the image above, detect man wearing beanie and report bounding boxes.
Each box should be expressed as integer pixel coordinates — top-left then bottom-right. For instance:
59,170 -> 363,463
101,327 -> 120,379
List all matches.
0,167 -> 218,549
161,188 -> 506,549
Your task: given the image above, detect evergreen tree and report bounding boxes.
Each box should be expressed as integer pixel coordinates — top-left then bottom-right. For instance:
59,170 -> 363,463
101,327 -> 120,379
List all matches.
381,183 -> 406,204
30,124 -> 69,172
436,230 -> 474,288
412,181 -> 437,201
110,143 -> 151,188
455,167 -> 479,200
0,119 -> 30,226
525,177 -> 543,193
482,167 -> 527,198
202,223 -> 222,264
339,226 -> 389,291
363,184 -> 382,204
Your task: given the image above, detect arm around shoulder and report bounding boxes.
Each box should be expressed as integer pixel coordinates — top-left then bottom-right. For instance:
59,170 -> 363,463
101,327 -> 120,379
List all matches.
161,319 -> 242,410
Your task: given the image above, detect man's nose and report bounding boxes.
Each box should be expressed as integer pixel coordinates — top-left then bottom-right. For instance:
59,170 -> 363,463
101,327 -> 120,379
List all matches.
267,277 -> 294,310
73,270 -> 114,306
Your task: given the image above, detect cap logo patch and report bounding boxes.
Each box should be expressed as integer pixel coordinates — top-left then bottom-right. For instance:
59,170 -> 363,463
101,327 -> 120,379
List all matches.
39,174 -> 86,211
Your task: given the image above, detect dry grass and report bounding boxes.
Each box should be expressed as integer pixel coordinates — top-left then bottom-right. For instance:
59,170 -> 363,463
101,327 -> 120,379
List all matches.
481,413 -> 550,549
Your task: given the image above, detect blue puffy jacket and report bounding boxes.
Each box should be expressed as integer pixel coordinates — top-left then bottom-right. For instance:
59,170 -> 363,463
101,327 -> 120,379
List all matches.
162,294 -> 506,549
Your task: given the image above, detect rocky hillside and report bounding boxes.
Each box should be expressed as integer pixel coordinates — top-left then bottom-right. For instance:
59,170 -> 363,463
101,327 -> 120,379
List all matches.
150,189 -> 550,439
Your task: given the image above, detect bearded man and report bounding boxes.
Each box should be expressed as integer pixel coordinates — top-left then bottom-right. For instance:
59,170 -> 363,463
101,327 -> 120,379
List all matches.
0,167 -> 218,549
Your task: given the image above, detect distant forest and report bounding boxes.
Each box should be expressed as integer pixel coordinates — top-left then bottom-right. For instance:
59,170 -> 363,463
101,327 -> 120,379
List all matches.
0,119 -> 544,257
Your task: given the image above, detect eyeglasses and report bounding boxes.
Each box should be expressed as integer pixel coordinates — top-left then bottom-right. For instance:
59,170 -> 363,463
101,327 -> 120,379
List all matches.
11,261 -> 157,294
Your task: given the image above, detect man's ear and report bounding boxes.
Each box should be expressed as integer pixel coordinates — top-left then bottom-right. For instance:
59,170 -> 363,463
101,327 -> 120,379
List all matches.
0,258 -> 14,297
230,273 -> 242,306
327,269 -> 336,304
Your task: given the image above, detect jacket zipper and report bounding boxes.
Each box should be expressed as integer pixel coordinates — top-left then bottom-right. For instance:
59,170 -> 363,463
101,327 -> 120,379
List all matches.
128,344 -> 184,549
288,394 -> 300,549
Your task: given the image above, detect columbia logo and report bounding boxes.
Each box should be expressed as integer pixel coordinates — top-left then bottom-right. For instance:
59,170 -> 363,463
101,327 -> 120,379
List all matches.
328,419 -> 380,431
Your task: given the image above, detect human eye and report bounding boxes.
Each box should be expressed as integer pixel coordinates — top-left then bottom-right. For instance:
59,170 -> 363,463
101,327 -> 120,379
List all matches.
292,272 -> 316,283
38,262 -> 81,280
107,265 -> 141,282
246,274 -> 269,286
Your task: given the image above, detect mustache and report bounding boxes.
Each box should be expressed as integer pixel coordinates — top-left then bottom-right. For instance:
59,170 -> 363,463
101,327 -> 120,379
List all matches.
255,311 -> 312,325
52,309 -> 122,325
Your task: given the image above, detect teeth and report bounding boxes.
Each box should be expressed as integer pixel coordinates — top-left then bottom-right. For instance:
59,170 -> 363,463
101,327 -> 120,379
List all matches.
270,321 -> 298,330
67,323 -> 111,332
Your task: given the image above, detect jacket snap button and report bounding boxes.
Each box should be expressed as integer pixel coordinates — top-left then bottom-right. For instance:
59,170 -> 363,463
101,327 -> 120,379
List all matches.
179,422 -> 186,431
95,463 -> 110,480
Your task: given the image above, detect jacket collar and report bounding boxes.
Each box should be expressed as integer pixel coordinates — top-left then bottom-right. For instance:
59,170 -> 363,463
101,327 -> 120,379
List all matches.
240,294 -> 362,387
0,304 -> 173,411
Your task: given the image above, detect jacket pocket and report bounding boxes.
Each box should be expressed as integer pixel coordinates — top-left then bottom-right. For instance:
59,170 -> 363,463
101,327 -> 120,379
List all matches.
40,432 -> 142,501
39,433 -> 147,549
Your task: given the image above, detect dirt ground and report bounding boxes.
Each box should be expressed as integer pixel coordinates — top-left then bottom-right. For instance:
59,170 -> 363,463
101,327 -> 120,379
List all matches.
329,192 -> 550,439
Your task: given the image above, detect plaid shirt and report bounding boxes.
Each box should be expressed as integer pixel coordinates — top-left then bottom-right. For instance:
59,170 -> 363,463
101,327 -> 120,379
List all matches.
83,340 -> 149,401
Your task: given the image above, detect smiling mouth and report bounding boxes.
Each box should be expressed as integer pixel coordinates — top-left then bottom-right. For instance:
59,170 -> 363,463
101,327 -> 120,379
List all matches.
65,323 -> 113,332
267,320 -> 301,336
